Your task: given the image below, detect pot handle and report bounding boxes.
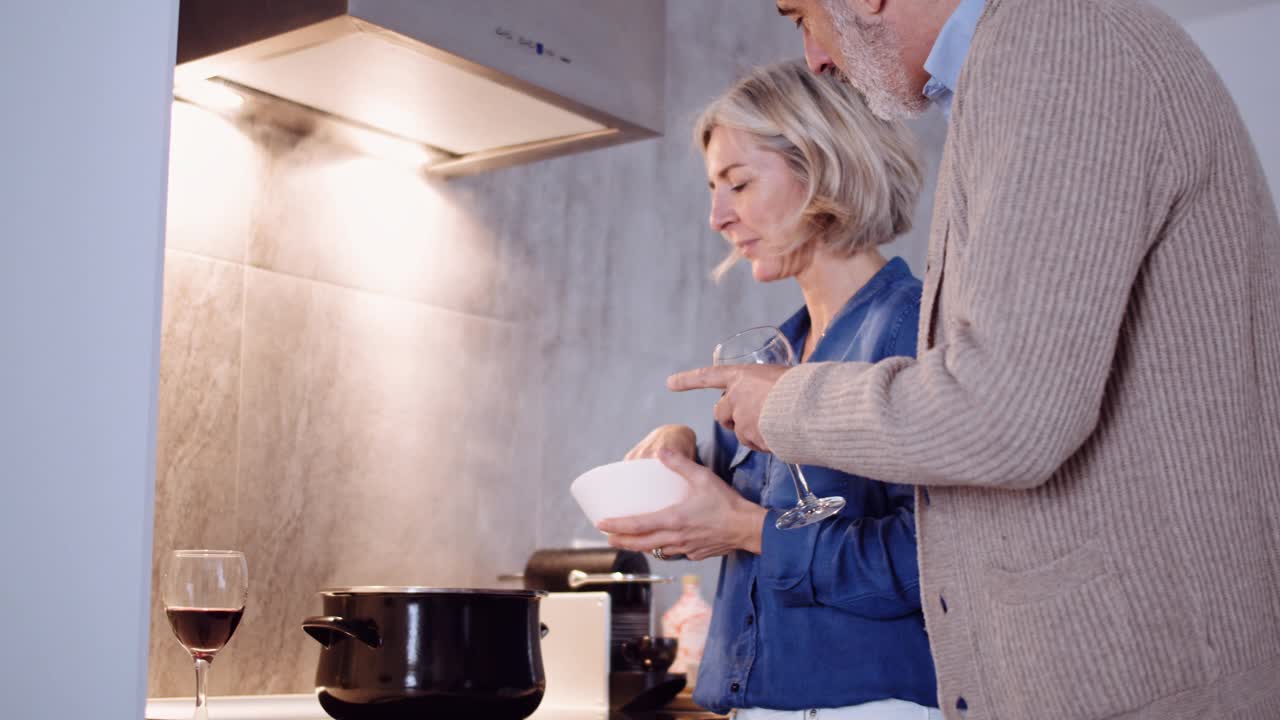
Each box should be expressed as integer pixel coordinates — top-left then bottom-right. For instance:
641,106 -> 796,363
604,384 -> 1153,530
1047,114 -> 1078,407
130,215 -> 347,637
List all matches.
302,616 -> 382,649
567,570 -> 673,589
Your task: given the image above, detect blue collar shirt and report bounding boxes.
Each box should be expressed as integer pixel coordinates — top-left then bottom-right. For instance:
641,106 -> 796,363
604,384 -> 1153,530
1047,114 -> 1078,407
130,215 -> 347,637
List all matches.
692,258 -> 937,713
922,0 -> 985,118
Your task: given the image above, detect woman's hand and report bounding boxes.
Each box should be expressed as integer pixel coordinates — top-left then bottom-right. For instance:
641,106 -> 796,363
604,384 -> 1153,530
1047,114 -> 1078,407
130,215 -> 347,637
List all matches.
624,424 -> 698,461
598,449 -> 768,561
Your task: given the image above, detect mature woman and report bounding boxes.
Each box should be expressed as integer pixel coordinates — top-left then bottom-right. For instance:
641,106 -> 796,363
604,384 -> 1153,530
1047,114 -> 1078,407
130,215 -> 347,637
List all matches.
599,61 -> 940,719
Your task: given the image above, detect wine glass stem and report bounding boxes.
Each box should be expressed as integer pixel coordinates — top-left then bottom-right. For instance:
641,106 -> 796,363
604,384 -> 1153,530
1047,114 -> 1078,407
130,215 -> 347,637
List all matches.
193,657 -> 211,720
786,463 -> 819,503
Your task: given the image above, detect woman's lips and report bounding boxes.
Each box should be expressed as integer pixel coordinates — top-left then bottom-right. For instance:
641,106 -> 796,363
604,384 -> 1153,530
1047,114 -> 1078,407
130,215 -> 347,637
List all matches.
736,239 -> 760,258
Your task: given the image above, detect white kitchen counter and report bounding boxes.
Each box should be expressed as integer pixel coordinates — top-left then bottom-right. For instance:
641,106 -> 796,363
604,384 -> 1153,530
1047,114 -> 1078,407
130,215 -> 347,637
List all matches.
145,694 -> 609,720
146,695 -> 326,720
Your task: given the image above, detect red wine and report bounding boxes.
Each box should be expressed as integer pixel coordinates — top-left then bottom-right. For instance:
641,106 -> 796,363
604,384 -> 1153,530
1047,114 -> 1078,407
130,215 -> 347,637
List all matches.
166,607 -> 244,658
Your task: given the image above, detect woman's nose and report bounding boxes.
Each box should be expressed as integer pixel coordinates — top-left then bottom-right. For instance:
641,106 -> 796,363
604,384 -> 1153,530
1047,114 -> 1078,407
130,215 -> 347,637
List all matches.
803,31 -> 836,75
709,194 -> 734,232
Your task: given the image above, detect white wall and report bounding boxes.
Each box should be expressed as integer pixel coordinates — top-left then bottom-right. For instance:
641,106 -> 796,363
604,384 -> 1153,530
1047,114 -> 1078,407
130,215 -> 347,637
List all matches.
0,2 -> 178,718
1154,0 -> 1278,23
1184,3 -> 1280,197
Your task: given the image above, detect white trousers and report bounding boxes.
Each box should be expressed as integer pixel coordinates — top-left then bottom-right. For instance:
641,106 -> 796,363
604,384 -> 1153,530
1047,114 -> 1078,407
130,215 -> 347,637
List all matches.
734,699 -> 943,720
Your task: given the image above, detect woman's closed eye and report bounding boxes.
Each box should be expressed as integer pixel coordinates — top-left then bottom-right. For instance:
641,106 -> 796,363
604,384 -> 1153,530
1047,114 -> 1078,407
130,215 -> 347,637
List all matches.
731,181 -> 750,193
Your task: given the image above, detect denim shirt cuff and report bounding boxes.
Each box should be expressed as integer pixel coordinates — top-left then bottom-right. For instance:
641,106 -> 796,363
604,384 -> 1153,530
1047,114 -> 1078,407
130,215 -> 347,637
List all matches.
695,437 -> 711,468
758,509 -> 821,607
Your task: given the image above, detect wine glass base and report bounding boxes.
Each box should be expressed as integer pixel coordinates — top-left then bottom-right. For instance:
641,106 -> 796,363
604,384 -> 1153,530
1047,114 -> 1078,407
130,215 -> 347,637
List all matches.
775,496 -> 846,530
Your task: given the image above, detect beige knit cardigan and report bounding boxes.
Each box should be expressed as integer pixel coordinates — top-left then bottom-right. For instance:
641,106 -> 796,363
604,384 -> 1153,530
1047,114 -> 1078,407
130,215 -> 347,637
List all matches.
760,1 -> 1280,718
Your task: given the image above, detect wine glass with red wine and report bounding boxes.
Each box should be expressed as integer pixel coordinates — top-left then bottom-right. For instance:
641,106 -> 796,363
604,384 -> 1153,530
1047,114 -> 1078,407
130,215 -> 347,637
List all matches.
162,550 -> 248,720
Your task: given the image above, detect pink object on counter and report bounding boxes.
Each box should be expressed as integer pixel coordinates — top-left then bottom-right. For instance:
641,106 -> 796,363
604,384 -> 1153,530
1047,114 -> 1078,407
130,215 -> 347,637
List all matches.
661,574 -> 713,684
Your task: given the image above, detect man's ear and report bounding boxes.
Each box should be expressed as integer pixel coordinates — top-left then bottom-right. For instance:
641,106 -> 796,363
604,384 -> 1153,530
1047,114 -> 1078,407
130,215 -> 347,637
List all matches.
849,0 -> 887,16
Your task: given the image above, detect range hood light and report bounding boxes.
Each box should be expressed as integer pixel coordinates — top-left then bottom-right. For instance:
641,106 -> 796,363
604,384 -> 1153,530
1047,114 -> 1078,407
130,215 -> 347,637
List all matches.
175,0 -> 665,176
174,79 -> 245,113
344,126 -> 445,169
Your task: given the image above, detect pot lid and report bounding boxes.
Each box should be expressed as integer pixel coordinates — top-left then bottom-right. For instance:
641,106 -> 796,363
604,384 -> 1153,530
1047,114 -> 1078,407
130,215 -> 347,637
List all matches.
320,586 -> 546,598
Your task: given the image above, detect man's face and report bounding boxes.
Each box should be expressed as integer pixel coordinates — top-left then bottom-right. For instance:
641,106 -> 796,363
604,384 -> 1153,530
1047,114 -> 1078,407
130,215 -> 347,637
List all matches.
777,0 -> 928,120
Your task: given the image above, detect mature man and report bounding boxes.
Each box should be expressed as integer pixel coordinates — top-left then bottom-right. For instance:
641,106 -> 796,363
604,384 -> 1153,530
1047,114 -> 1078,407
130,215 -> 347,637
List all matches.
604,1 -> 1280,718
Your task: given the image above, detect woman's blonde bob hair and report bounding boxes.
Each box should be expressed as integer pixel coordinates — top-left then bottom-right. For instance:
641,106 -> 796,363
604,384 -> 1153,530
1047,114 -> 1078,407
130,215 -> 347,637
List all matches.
695,60 -> 923,279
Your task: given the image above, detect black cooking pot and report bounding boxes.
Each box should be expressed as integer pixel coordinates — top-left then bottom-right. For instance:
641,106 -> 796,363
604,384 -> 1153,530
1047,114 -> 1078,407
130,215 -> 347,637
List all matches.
302,587 -> 548,720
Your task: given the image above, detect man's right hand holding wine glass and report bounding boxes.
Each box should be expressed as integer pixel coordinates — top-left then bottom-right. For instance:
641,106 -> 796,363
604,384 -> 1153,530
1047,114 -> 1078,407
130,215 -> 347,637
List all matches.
667,364 -> 790,453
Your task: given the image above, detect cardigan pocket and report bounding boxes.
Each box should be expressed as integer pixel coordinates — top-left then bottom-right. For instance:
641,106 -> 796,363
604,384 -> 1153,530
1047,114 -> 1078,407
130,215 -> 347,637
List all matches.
979,544 -> 1161,720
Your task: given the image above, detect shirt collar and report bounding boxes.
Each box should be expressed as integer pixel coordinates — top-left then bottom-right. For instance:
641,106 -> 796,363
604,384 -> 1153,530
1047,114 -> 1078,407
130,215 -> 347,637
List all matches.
922,0 -> 985,115
778,256 -> 912,357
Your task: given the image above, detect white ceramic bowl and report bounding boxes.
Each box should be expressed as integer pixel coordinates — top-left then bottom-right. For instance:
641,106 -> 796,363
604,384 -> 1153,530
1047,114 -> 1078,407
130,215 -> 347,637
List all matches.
570,458 -> 691,525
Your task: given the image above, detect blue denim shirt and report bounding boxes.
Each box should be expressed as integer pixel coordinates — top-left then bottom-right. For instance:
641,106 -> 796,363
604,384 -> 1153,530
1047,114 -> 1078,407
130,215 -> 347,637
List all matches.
922,0 -> 984,118
692,258 -> 937,713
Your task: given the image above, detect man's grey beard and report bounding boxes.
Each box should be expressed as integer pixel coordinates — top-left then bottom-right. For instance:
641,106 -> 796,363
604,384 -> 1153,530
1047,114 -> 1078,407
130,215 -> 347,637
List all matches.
823,0 -> 928,120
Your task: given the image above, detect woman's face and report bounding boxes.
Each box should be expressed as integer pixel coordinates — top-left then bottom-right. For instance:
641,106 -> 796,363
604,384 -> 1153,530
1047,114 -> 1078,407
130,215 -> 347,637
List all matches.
705,126 -> 809,283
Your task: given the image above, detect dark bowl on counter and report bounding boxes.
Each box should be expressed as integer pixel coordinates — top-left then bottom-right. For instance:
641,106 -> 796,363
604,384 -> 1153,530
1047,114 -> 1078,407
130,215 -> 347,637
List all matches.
619,635 -> 679,674
302,587 -> 548,720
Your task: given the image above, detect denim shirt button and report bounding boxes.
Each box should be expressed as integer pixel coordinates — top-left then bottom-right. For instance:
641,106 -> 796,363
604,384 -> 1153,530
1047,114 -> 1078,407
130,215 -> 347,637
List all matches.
730,682 -> 741,693
745,615 -> 754,626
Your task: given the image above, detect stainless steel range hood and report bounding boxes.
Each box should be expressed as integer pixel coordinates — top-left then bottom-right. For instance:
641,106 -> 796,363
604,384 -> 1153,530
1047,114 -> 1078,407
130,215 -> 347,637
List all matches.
175,0 -> 665,176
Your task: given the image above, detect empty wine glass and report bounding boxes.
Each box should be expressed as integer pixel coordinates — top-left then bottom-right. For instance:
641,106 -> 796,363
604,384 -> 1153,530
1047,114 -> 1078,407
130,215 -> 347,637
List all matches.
162,550 -> 249,720
713,326 -> 846,530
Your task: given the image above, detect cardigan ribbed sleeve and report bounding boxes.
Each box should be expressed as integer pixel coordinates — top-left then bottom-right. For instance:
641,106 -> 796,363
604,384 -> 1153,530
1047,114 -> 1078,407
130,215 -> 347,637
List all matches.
761,0 -> 1169,491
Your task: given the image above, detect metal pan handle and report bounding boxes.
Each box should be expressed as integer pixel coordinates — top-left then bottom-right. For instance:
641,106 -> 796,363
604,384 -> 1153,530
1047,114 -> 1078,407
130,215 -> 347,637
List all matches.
302,616 -> 381,649
567,570 -> 673,589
